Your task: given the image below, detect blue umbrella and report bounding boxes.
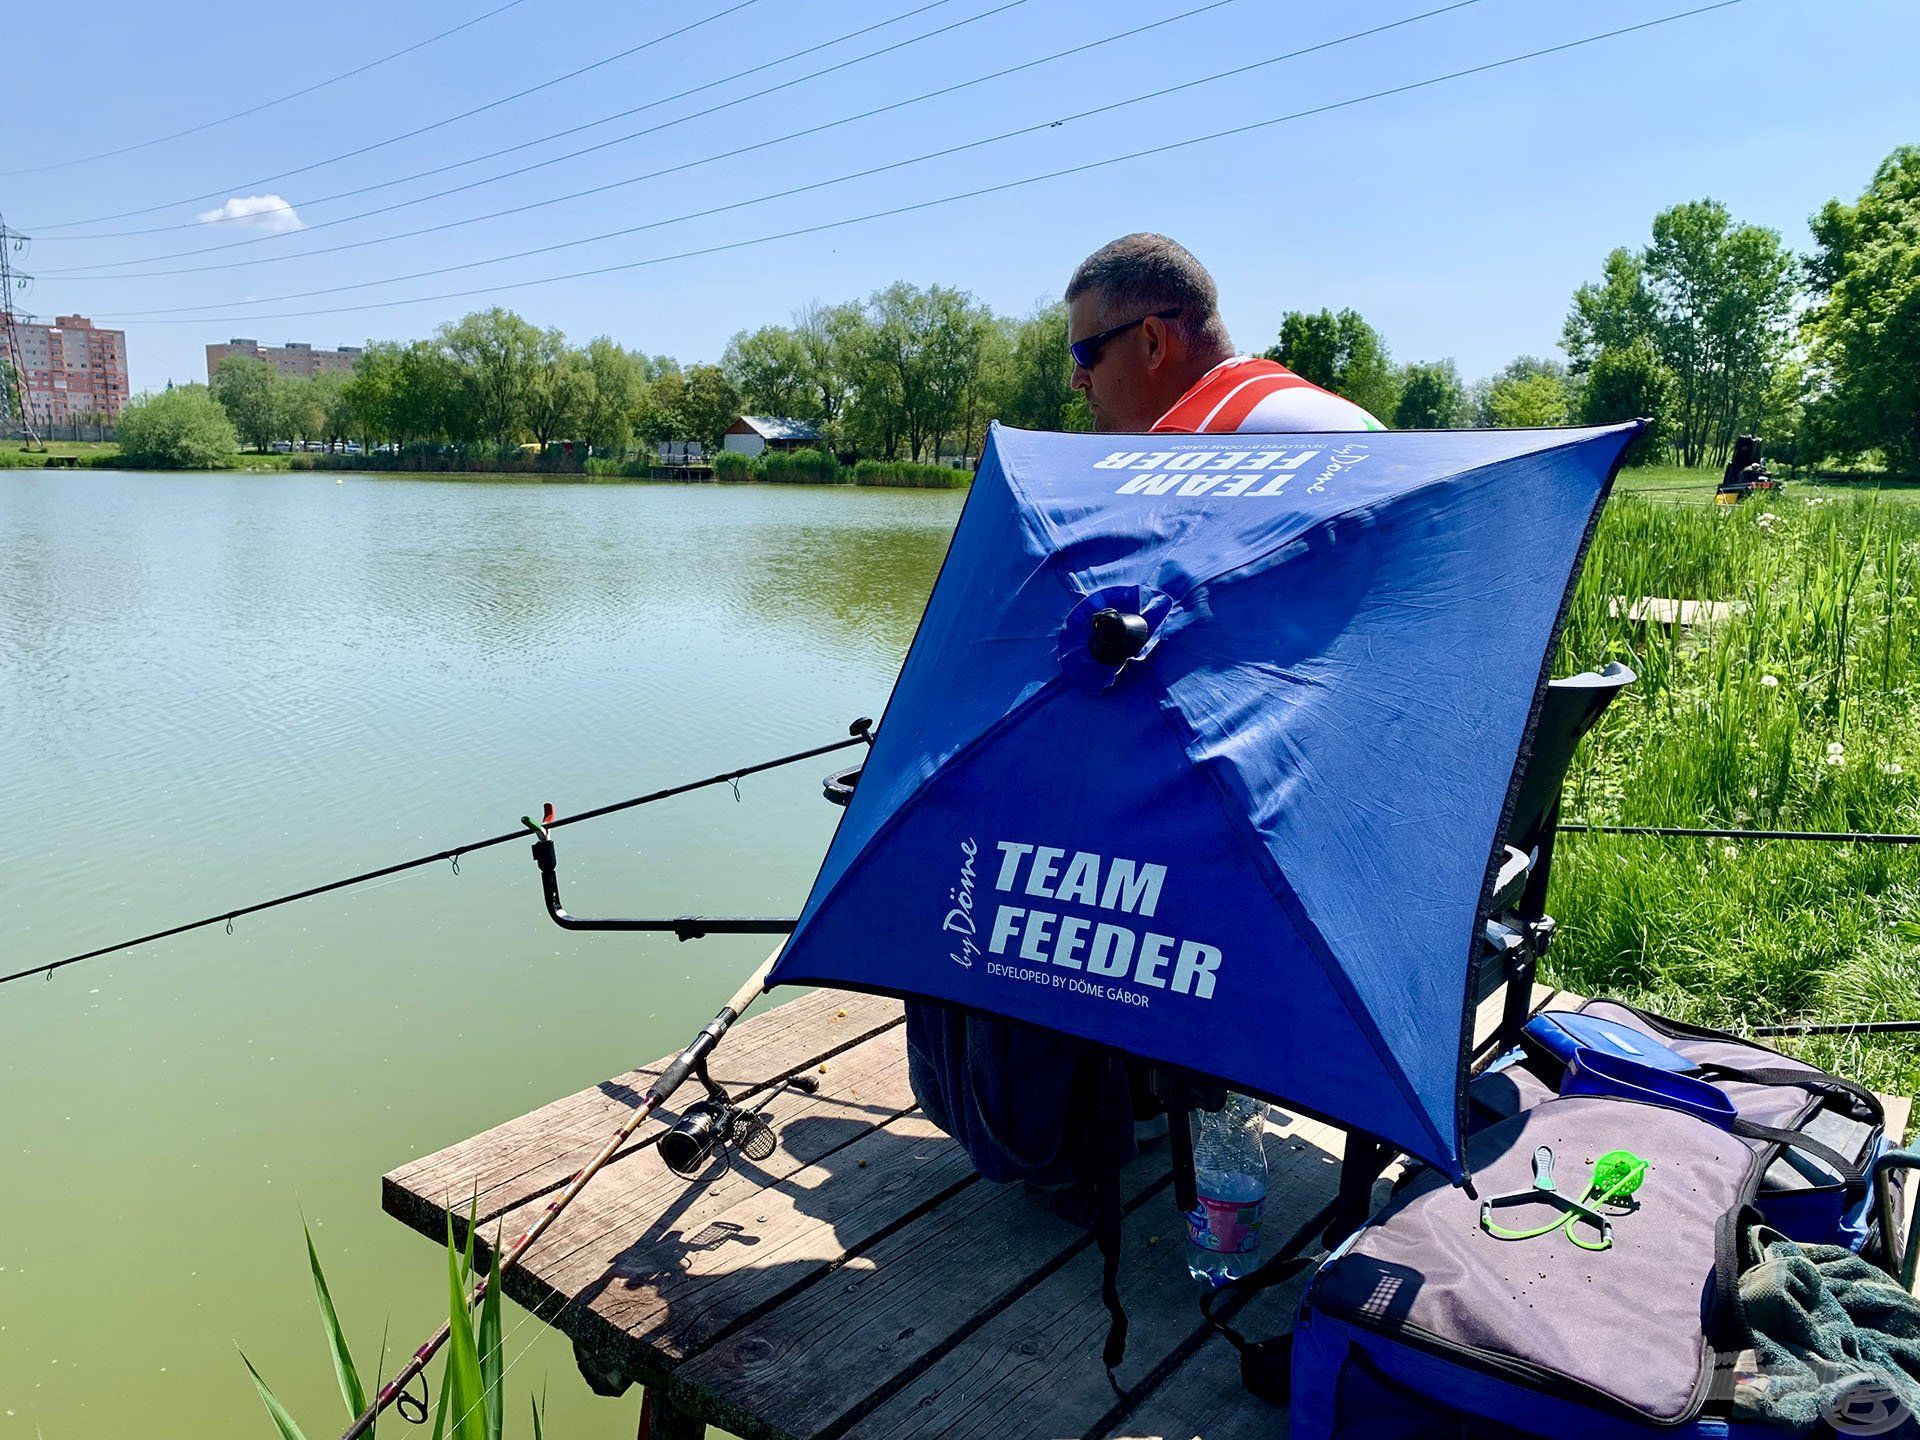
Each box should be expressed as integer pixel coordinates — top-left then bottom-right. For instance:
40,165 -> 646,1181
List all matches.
768,421 -> 1641,1181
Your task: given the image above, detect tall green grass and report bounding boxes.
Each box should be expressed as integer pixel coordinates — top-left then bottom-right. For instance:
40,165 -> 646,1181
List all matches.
245,1209 -> 545,1439
1550,491 -> 1920,1094
850,458 -> 970,489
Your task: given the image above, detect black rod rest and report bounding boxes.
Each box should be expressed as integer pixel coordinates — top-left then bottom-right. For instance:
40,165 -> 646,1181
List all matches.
1088,607 -> 1151,666
529,835 -> 796,942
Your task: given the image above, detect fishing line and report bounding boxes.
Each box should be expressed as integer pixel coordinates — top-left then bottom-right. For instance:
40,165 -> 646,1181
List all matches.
2,726 -> 869,988
28,0 -> 770,231
45,0 -> 1249,275
0,0 -> 533,177
96,0 -> 1753,326
1560,823 -> 1920,844
40,0 -> 1031,258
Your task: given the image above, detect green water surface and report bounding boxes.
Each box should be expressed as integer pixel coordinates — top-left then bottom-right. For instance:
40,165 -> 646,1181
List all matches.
0,469 -> 962,1437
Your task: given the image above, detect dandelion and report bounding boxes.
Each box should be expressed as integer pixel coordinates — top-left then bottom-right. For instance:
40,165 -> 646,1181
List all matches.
1722,845 -> 1739,860
1760,674 -> 1779,688
1825,753 -> 1845,766
1882,762 -> 1905,776
1828,741 -> 1846,756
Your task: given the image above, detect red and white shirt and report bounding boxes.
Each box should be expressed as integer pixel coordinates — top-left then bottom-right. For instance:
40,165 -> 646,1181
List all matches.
1152,356 -> 1384,434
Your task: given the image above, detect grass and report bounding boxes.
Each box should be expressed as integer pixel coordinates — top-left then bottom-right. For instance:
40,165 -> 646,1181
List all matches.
1615,462 -> 1920,507
246,1208 -> 546,1439
1548,486 -> 1920,1097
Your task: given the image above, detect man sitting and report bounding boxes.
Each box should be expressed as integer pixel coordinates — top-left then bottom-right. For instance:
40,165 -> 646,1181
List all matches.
907,233 -> 1383,1201
1066,231 -> 1383,435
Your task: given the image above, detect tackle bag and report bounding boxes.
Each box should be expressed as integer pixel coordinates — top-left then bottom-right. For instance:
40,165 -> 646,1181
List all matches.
1291,1094 -> 1775,1440
1522,1000 -> 1890,1255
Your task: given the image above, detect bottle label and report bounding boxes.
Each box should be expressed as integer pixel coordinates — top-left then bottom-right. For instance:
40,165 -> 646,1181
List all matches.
1187,1194 -> 1263,1254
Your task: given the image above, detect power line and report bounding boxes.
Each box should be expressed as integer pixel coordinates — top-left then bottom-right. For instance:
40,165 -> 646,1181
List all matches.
94,0 -> 1503,318
39,0 -> 1033,268
29,0 -> 767,232
96,0 -> 1750,328
0,218 -> 44,447
39,0 -> 970,249
49,0 -> 1262,282
0,0 -> 531,177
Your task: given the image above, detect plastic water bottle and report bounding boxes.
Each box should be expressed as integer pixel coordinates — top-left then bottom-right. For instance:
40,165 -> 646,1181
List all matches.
1186,1092 -> 1270,1286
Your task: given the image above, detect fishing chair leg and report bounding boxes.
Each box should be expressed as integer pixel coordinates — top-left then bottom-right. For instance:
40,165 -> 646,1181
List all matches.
1323,1133 -> 1391,1249
637,1387 -> 708,1440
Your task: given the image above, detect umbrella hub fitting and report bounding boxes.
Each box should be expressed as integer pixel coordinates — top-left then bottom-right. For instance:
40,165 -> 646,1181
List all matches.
1087,607 -> 1152,665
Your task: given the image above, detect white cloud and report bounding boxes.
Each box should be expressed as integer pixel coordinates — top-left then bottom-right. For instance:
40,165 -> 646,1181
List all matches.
196,194 -> 304,233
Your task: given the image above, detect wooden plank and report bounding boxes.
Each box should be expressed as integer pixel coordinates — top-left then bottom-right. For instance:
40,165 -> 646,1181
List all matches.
384,989 -> 900,1230
1100,1279 -> 1307,1440
675,1151 -> 1154,1439
458,1026 -> 926,1388
837,1116 -> 1344,1440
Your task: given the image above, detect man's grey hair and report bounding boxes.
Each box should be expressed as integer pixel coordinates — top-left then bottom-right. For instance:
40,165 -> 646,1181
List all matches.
1065,233 -> 1232,354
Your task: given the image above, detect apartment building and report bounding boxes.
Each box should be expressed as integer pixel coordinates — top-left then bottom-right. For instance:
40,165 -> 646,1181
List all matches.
3,313 -> 130,422
205,337 -> 365,381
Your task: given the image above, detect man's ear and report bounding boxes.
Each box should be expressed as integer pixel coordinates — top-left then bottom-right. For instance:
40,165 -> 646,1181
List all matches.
1141,314 -> 1177,374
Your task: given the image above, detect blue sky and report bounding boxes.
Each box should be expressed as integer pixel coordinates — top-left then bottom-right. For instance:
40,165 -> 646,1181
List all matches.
8,0 -> 1915,394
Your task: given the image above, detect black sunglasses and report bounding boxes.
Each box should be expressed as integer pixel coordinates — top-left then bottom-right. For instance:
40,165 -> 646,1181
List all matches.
1069,308 -> 1182,370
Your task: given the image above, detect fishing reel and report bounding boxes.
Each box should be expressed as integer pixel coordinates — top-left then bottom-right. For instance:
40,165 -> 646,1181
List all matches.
659,1064 -> 819,1179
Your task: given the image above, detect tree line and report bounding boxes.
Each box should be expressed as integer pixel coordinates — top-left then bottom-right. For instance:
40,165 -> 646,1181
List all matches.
110,143 -> 1919,474
192,288 -> 1085,465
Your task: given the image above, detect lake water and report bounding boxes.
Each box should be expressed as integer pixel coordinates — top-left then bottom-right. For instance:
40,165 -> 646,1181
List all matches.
0,469 -> 963,1437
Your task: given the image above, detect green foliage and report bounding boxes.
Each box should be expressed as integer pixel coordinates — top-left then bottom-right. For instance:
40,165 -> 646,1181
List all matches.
1804,146 -> 1920,474
245,1214 -> 543,1440
304,1222 -> 366,1419
440,308 -> 542,451
1392,359 -> 1468,429
116,385 -> 238,468
851,458 -> 970,488
711,449 -> 753,482
759,447 -> 845,484
1580,338 -> 1675,463
1563,200 -> 1793,467
999,301 -> 1092,433
722,324 -> 816,420
1485,359 -> 1572,428
212,355 -> 283,452
1265,308 -> 1399,421
578,336 -> 645,454
1549,492 -> 1920,1097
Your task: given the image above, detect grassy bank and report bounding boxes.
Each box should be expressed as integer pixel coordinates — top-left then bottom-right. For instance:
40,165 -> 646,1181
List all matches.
1550,488 -> 1920,1096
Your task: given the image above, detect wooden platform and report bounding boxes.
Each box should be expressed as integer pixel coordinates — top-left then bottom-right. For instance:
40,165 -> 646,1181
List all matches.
385,987 -> 1913,1439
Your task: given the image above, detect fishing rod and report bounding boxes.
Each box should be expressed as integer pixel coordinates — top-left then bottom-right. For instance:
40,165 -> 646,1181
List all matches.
346,941 -> 786,1440
3,721 -> 872,988
1559,822 -> 1920,845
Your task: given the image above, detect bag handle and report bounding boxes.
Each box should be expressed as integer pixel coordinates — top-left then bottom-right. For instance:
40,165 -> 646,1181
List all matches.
1700,1062 -> 1884,1125
1730,1118 -> 1870,1202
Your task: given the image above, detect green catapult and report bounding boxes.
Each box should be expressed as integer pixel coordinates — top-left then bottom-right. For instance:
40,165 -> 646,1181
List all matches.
1479,1145 -> 1649,1252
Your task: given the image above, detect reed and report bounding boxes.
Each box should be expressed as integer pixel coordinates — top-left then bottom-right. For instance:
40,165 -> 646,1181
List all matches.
1549,490 -> 1920,1094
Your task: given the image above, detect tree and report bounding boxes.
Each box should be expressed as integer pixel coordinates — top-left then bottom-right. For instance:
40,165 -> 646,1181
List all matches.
1562,200 -> 1794,467
677,365 -> 742,453
521,329 -> 589,450
1482,372 -> 1574,428
116,386 -> 238,467
1804,146 -> 1920,472
995,301 -> 1091,434
1266,308 -> 1400,420
1392,359 -> 1468,429
578,337 -> 645,454
1562,247 -> 1658,374
1578,338 -> 1674,463
722,325 -> 815,420
278,376 -> 327,446
794,301 -> 860,446
440,308 -> 541,450
211,355 -> 282,451
310,371 -> 353,448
